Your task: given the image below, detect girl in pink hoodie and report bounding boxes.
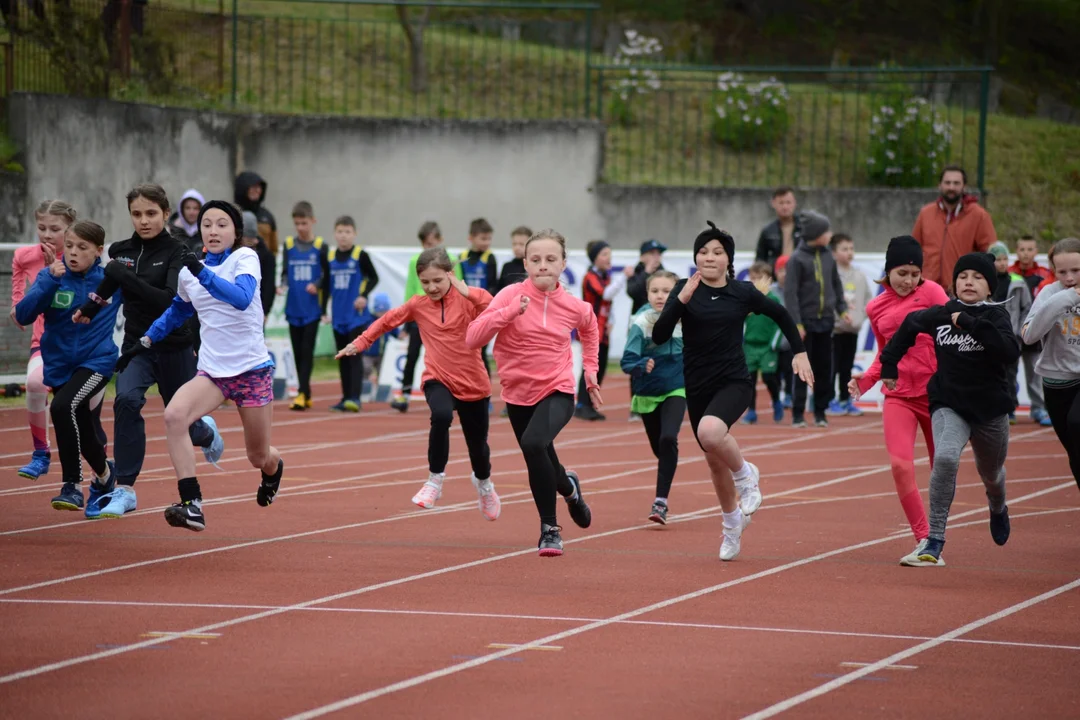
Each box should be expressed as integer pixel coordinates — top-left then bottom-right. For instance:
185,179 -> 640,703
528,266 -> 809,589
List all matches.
9,200 -> 79,480
467,229 -> 601,557
849,235 -> 949,566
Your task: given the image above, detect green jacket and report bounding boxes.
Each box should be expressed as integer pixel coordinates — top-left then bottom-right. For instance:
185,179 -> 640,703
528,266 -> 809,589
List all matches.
744,290 -> 782,350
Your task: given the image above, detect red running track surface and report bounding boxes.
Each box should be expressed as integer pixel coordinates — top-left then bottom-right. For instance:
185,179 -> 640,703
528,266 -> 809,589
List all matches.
0,376 -> 1078,719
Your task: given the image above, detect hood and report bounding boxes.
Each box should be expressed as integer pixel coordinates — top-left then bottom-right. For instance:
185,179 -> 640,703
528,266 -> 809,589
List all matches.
797,241 -> 825,255
632,303 -> 680,341
961,193 -> 981,208
174,188 -> 206,237
234,171 -> 267,212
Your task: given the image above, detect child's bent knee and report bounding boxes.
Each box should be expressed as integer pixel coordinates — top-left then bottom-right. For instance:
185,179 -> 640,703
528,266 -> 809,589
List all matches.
163,405 -> 192,432
247,448 -> 269,469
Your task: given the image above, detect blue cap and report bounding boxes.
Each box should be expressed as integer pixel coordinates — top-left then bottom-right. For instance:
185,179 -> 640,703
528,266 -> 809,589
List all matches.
372,292 -> 391,315
640,239 -> 667,254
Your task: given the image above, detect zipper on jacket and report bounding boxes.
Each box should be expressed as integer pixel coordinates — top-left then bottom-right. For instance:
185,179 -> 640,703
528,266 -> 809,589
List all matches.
814,250 -> 824,317
543,295 -> 548,328
135,242 -> 144,274
440,297 -> 445,323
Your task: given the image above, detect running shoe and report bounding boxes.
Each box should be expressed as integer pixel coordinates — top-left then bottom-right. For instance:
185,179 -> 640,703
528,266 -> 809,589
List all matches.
628,412 -> 641,423
329,400 -> 347,412
390,394 -> 409,413
471,474 -> 501,521
900,538 -> 946,567
1008,412 -> 1017,425
538,524 -> 564,557
990,506 -> 1011,546
814,416 -> 829,428
792,417 -> 807,429
17,449 -> 50,480
772,400 -> 784,424
1031,408 -> 1053,427
826,399 -> 846,416
735,462 -> 762,515
85,460 -> 116,519
741,409 -> 758,425
200,416 -> 225,469
412,473 -> 444,509
648,501 -> 668,525
51,482 -> 84,511
290,393 -> 310,411
257,459 -> 284,507
342,399 -> 361,412
98,485 -> 137,519
499,407 -> 509,418
564,470 -> 592,528
915,538 -> 945,566
719,511 -> 751,561
782,395 -> 792,409
165,499 -> 205,531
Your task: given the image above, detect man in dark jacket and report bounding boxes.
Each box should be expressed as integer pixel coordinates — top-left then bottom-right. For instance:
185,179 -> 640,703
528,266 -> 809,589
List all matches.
626,238 -> 667,314
755,186 -> 802,269
235,171 -> 278,255
241,210 -> 277,320
783,210 -> 848,428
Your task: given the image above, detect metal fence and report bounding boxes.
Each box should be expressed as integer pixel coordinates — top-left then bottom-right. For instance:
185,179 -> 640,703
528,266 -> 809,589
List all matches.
0,0 -> 991,191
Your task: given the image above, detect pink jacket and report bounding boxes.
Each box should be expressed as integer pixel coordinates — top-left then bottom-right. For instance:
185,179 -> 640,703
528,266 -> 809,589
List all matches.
11,244 -> 55,348
858,279 -> 949,399
467,279 -> 600,406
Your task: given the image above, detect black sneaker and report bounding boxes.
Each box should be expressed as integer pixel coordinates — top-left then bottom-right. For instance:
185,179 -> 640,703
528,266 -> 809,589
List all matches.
564,470 -> 592,528
990,506 -> 1011,546
575,405 -> 604,422
51,482 -> 84,511
538,524 -> 564,557
648,501 -> 668,525
165,500 -> 205,531
917,537 -> 945,565
257,459 -> 284,507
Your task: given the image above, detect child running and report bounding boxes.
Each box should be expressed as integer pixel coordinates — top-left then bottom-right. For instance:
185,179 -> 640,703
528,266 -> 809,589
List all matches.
337,247 -> 501,519
848,236 -> 949,565
621,270 -> 686,524
878,252 -> 1020,566
1021,237 -> 1080,492
125,200 -> 283,531
10,200 -> 78,480
15,221 -> 120,514
653,222 -> 811,561
466,229 -> 599,557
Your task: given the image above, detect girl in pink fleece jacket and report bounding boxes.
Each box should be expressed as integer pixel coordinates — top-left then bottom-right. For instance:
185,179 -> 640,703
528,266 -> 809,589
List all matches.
849,235 -> 949,566
9,200 -> 79,480
467,229 -> 601,557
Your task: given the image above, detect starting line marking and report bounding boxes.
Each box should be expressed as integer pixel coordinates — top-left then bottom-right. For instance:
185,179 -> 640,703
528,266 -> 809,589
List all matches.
140,632 -> 221,640
487,643 -> 562,652
839,662 -> 917,671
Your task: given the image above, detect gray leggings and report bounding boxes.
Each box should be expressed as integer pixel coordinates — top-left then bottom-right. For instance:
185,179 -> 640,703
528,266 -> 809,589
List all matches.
928,407 -> 1009,542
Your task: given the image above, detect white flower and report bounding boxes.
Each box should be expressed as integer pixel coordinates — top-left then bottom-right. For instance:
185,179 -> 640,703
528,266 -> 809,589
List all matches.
743,114 -> 751,122
716,107 -> 727,119
886,150 -> 896,160
755,117 -> 763,125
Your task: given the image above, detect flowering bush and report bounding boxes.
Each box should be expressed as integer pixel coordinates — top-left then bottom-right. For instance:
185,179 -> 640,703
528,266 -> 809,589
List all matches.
711,72 -> 790,150
607,30 -> 662,127
866,96 -> 952,187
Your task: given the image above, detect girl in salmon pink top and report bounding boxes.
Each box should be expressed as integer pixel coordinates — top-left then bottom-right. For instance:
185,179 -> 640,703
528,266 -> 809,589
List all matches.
848,235 -> 949,567
338,247 -> 501,521
466,229 -> 601,557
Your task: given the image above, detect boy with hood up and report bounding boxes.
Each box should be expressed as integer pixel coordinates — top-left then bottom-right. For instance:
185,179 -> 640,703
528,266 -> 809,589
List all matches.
235,171 -> 278,255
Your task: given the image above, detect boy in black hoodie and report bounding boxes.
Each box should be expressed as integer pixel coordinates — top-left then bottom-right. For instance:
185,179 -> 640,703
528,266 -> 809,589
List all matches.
495,225 -> 530,293
783,210 -> 849,427
235,171 -> 278,255
879,252 -> 1020,566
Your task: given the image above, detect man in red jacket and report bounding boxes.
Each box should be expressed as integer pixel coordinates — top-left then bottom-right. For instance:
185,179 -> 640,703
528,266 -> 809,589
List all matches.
912,165 -> 997,294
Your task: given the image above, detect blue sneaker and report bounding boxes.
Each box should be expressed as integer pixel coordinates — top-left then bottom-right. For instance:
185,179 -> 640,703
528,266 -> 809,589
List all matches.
98,485 -> 137,519
17,449 -> 51,480
51,482 -> 84,511
782,395 -> 792,409
844,400 -> 864,417
772,400 -> 784,423
200,415 -> 225,470
85,461 -> 116,519
826,399 -> 845,416
1031,408 -> 1053,427
741,409 -> 758,425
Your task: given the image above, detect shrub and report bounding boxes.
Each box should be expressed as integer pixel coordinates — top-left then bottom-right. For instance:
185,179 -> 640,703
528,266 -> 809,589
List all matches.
606,29 -> 662,127
711,72 -> 790,150
866,96 -> 952,187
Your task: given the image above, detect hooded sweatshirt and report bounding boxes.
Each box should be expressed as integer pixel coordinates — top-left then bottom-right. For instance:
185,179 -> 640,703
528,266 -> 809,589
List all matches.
234,171 -> 278,254
1022,281 -> 1080,382
912,194 -> 997,292
354,285 -> 492,402
858,280 -> 949,399
169,188 -> 206,253
993,271 -> 1032,338
784,240 -> 847,332
834,264 -> 871,334
466,278 -> 600,406
621,304 -> 684,400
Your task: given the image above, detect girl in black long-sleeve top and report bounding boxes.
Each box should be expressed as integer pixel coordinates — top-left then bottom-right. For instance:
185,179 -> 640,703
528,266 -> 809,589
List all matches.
653,223 -> 812,561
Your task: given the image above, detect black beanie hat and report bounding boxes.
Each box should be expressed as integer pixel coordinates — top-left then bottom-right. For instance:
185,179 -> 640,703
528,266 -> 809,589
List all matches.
197,200 -> 244,247
884,235 -> 924,273
693,221 -> 735,262
587,240 -> 610,265
953,252 -> 998,296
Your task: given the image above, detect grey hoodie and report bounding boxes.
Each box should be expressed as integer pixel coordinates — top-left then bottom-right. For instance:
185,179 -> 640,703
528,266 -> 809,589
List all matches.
1022,281 -> 1080,381
784,241 -> 847,332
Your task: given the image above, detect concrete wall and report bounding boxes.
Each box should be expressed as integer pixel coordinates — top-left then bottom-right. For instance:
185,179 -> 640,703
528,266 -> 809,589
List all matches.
0,249 -> 28,379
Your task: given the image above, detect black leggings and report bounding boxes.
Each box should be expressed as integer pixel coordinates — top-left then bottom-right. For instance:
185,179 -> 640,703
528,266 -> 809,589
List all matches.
1043,381 -> 1080,492
51,368 -> 110,485
333,326 -> 365,401
289,320 -> 320,397
506,391 -> 576,526
577,342 -> 609,409
777,349 -> 794,399
423,381 -> 491,479
641,395 -> 686,499
401,321 -> 423,394
833,332 -> 858,402
794,330 -> 833,420
748,370 -> 781,412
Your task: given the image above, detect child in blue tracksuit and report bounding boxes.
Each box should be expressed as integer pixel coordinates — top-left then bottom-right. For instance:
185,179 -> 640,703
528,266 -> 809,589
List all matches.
326,215 -> 379,412
280,201 -> 330,410
15,221 -> 121,517
361,292 -> 396,395
620,270 -> 686,525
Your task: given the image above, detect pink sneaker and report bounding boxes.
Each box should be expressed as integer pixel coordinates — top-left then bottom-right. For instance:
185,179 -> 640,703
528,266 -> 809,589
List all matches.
471,474 -> 501,521
411,474 -> 444,509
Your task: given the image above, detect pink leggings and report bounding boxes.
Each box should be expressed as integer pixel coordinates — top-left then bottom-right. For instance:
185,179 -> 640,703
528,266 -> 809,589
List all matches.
882,395 -> 933,540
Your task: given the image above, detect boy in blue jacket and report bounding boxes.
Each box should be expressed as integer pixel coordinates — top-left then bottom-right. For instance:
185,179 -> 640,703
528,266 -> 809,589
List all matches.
15,221 -> 121,517
620,270 -> 686,525
326,215 -> 379,412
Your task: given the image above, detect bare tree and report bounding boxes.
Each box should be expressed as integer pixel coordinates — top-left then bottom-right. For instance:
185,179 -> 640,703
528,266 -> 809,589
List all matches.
395,1 -> 432,94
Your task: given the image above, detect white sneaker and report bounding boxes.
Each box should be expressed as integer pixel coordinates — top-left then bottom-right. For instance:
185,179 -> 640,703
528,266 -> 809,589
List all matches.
471,474 -> 501,521
899,538 -> 946,567
735,463 -> 762,515
411,473 -> 444,509
719,511 -> 751,561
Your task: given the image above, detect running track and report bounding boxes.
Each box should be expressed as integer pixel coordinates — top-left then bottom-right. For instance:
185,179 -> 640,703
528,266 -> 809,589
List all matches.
1,376 -> 1078,718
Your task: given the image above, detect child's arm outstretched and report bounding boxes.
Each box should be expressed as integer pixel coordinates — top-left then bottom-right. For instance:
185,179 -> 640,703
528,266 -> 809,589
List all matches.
465,286 -> 528,350
1022,283 -> 1080,345
879,308 -> 939,389
336,298 -> 415,358
953,307 -> 1021,363
14,265 -> 63,326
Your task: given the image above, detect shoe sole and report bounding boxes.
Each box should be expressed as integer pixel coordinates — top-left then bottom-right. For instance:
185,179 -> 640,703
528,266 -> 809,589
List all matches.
18,471 -> 45,480
165,510 -> 205,532
720,514 -> 751,562
538,548 -> 563,557
51,501 -> 82,511
98,510 -> 134,519
900,555 -> 945,567
565,472 -> 592,529
477,496 -> 501,521
648,512 -> 667,525
915,554 -> 945,565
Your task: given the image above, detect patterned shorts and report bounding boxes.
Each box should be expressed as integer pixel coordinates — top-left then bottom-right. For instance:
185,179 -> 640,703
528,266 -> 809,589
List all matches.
198,366 -> 274,408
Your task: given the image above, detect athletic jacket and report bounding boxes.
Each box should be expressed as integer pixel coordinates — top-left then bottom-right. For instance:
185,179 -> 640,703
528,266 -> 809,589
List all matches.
993,271 -> 1032,339
495,257 -> 527,293
10,243 -> 57,348
784,241 -> 847,332
352,286 -> 492,401
466,278 -> 600,406
234,171 -> 278,254
327,245 -> 379,334
457,249 -> 497,290
582,267 -> 626,342
15,259 -> 120,387
621,304 -> 683,398
1022,281 -> 1080,381
280,235 -> 330,326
